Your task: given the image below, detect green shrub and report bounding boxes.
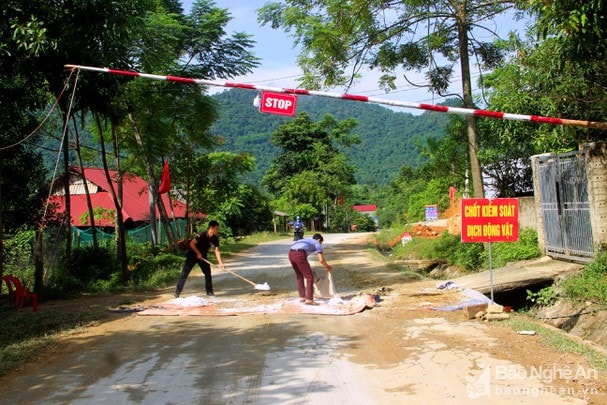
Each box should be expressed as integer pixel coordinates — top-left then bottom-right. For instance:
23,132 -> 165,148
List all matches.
70,245 -> 118,284
126,252 -> 182,289
389,227 -> 541,272
484,228 -> 541,268
452,242 -> 485,270
45,268 -> 85,298
2,228 -> 36,286
526,286 -> 557,306
393,231 -> 484,270
561,251 -> 607,305
579,250 -> 607,277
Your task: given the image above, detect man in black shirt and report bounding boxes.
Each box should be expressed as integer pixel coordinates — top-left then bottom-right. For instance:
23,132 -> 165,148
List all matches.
174,220 -> 225,297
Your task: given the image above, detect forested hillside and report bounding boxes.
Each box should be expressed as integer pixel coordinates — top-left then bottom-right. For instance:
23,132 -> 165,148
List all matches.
210,89 -> 449,185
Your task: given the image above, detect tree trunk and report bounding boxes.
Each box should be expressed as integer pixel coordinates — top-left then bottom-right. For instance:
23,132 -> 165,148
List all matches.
94,114 -> 128,277
112,124 -> 128,276
72,114 -> 98,249
62,113 -> 72,273
185,170 -> 193,234
34,229 -> 44,294
456,5 -> 485,198
157,191 -> 177,250
127,113 -> 158,246
127,113 -> 177,250
167,190 -> 179,237
0,163 -> 4,298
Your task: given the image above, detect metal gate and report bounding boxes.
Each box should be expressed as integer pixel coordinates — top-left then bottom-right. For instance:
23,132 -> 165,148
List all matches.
537,151 -> 594,262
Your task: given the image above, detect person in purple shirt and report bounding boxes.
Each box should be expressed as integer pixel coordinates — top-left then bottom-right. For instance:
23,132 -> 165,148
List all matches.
288,233 -> 332,305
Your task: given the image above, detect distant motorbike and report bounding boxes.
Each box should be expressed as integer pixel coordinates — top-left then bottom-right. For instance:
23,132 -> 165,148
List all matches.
293,220 -> 304,241
293,226 -> 304,241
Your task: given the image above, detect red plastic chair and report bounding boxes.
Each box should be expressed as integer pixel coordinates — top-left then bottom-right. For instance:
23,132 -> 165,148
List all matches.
2,275 -> 38,312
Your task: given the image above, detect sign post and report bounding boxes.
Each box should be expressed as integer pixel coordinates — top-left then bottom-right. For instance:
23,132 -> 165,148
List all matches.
425,204 -> 438,222
461,198 -> 519,302
259,91 -> 297,116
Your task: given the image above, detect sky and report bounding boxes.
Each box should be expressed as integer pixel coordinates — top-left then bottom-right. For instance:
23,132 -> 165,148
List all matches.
180,0 -> 531,114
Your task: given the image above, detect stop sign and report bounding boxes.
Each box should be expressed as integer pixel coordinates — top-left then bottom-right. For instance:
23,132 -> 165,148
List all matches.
259,91 -> 297,116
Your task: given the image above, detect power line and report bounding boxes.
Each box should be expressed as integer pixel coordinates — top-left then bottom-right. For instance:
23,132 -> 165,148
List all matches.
0,70 -> 75,151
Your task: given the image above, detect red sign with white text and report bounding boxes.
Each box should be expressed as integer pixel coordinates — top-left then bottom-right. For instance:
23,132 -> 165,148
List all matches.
461,198 -> 519,243
260,92 -> 297,116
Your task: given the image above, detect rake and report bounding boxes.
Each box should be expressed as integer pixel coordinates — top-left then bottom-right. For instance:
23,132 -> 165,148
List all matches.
202,258 -> 270,291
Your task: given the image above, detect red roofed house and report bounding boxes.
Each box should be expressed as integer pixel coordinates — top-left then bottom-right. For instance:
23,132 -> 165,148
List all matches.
353,204 -> 377,217
49,167 -> 194,230
352,204 -> 379,231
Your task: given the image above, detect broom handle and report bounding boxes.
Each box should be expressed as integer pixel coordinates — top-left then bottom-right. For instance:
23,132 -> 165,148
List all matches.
201,258 -> 257,287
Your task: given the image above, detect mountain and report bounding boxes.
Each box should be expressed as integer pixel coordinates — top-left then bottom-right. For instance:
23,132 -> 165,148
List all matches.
210,89 -> 450,185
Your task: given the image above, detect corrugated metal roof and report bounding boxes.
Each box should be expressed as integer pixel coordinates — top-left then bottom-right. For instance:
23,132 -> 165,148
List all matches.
353,204 -> 377,212
49,167 -> 195,227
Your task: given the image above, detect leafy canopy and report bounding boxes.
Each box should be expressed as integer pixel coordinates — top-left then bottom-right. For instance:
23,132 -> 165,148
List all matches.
259,0 -> 516,93
264,112 -> 359,218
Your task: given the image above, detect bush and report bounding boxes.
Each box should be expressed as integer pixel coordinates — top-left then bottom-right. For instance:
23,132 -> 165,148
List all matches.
526,286 -> 557,306
351,214 -> 376,232
452,241 -> 485,270
126,252 -> 182,290
70,245 -> 118,285
388,227 -> 542,272
2,229 -> 36,287
561,251 -> 607,305
483,228 -> 541,268
393,231 -> 484,270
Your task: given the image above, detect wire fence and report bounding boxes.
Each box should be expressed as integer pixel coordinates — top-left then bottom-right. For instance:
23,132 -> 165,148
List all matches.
71,219 -> 188,246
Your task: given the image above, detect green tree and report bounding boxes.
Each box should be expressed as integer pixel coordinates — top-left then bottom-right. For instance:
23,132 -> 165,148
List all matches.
528,0 -> 607,61
418,114 -> 469,190
118,0 -> 260,249
259,0 -> 521,199
379,113 -> 471,227
484,36 -> 605,144
1,0 -> 155,281
1,2 -> 63,285
506,1 -> 607,141
183,151 -> 259,235
221,184 -> 274,236
263,113 -> 359,224
478,1 -> 607,196
1,0 -> 260,283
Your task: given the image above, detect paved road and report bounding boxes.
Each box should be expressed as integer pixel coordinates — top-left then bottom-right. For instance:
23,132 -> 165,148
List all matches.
224,232 -> 370,296
0,233 -> 603,404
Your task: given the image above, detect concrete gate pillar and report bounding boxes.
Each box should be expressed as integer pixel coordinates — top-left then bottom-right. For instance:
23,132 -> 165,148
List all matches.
581,142 -> 607,250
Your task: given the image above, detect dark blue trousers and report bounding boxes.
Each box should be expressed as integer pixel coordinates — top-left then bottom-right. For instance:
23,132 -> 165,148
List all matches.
175,253 -> 213,296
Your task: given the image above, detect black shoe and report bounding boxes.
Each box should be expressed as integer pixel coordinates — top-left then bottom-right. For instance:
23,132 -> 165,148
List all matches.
174,293 -> 180,298
207,292 -> 215,296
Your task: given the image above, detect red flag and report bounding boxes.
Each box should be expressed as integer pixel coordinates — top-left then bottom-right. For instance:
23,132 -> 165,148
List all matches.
158,160 -> 171,194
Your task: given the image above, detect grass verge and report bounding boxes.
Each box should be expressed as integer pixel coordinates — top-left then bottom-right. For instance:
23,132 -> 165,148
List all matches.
0,308 -> 104,377
505,315 -> 607,371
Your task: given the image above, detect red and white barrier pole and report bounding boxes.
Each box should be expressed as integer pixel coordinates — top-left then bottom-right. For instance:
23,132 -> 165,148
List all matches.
64,64 -> 607,130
